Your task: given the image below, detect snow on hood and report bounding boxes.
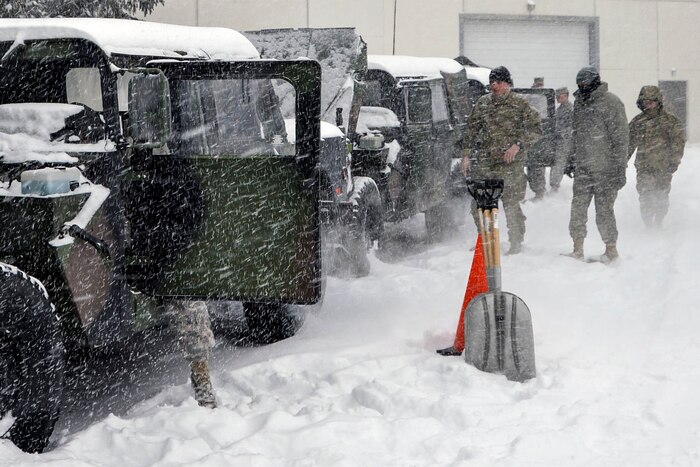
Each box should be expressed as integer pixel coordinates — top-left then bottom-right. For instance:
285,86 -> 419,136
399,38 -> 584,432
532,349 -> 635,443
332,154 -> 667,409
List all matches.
0,18 -> 260,60
368,55 -> 464,79
356,106 -> 400,133
284,119 -> 342,143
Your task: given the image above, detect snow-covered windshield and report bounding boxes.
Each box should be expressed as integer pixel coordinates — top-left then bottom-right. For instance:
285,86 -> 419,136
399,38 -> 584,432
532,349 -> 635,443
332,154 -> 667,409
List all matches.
0,39 -> 115,163
0,103 -> 113,164
171,77 -> 293,156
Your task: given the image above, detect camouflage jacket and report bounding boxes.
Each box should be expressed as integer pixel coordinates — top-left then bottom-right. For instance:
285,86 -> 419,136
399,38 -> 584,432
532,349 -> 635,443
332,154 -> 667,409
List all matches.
463,91 -> 542,172
571,82 -> 629,185
628,108 -> 685,175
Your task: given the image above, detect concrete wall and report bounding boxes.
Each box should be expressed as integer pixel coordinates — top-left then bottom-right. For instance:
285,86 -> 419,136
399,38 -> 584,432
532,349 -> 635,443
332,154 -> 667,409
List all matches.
143,0 -> 700,141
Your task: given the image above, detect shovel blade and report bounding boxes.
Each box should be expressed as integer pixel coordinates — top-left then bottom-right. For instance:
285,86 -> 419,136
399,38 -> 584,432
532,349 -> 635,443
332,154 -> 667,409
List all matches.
464,291 -> 536,382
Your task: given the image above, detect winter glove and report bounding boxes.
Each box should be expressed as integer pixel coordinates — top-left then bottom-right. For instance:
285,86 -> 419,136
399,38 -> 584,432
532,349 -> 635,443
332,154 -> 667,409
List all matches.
564,162 -> 576,178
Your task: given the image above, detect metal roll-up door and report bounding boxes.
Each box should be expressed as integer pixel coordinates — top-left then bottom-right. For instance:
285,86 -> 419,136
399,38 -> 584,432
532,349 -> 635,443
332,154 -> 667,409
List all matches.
461,16 -> 595,93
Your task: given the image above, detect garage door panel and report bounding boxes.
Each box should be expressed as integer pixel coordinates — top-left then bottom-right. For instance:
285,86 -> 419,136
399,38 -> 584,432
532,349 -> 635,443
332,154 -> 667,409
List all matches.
462,18 -> 592,91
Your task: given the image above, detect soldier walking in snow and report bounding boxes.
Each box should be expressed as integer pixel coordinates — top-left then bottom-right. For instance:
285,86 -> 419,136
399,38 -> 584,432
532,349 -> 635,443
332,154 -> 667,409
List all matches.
550,87 -> 574,192
628,85 -> 685,229
461,66 -> 542,255
565,67 -> 629,262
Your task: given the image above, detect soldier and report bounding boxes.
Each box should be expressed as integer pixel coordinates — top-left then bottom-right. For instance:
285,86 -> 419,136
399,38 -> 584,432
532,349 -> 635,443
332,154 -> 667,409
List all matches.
550,87 -> 574,192
628,85 -> 685,228
461,66 -> 543,255
165,300 -> 217,408
565,67 -> 629,262
532,77 -> 545,89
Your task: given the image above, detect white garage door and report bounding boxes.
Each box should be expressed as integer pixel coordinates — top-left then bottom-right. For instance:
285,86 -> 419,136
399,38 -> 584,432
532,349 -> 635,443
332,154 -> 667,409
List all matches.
462,18 -> 592,93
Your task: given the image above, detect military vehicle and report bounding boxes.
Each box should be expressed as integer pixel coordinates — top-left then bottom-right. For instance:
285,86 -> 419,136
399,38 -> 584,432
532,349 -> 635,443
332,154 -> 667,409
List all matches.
357,55 -> 476,240
0,18 -> 322,452
244,28 -> 383,277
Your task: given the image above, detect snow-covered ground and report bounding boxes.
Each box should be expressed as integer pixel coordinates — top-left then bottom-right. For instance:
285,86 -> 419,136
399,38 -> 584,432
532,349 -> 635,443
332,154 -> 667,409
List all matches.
3,148 -> 700,466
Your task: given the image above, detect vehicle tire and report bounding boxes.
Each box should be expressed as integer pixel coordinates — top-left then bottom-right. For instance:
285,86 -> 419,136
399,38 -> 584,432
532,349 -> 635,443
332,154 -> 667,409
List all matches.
243,302 -> 299,346
0,263 -> 64,453
345,177 -> 383,277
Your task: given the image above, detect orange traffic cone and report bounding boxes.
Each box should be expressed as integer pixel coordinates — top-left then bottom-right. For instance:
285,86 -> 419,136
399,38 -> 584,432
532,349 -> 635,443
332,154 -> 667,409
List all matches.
437,234 -> 489,356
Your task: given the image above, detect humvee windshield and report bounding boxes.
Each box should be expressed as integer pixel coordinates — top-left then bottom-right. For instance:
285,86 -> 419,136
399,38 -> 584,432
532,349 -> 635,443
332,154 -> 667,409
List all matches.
404,81 -> 449,124
171,78 -> 294,157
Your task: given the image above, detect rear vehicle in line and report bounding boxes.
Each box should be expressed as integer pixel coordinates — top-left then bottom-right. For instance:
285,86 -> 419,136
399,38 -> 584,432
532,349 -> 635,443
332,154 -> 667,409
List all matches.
357,55 -> 477,240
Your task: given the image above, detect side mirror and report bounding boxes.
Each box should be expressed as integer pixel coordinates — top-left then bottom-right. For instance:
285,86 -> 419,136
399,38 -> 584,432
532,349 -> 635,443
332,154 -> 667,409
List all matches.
128,69 -> 171,148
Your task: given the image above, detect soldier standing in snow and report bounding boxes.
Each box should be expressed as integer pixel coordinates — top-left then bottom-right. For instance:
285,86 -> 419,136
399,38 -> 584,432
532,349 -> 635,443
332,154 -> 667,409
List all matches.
461,66 -> 542,255
565,67 -> 629,262
164,300 -> 218,408
628,85 -> 685,229
549,87 -> 574,192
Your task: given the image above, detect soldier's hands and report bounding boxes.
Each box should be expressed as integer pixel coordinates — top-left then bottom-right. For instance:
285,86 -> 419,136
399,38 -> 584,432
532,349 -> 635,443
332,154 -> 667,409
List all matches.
564,162 -> 576,178
503,144 -> 520,163
461,156 -> 471,176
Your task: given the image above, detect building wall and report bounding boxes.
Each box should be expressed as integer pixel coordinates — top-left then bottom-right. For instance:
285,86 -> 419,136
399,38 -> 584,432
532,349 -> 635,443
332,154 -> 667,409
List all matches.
143,0 -> 700,142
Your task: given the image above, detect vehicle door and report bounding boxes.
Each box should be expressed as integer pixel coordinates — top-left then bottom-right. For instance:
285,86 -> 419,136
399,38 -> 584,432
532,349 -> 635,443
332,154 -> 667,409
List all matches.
401,79 -> 453,211
512,88 -> 556,168
125,60 -> 322,305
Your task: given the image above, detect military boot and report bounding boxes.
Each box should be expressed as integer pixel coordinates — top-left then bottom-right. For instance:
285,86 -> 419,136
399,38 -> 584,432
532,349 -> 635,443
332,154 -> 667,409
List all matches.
190,360 -> 217,409
565,238 -> 584,259
505,241 -> 522,255
603,243 -> 619,262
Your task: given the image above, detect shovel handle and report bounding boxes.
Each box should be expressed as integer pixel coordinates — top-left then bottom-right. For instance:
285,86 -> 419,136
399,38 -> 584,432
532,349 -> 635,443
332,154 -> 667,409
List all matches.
480,208 -> 493,269
492,208 -> 501,268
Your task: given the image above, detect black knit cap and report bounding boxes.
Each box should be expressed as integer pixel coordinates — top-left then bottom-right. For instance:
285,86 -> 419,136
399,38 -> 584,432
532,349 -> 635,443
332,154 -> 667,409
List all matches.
489,66 -> 513,85
576,66 -> 600,86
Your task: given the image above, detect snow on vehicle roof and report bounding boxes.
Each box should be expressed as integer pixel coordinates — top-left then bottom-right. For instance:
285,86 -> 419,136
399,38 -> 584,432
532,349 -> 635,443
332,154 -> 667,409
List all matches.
465,65 -> 491,85
0,18 -> 260,60
368,55 -> 464,79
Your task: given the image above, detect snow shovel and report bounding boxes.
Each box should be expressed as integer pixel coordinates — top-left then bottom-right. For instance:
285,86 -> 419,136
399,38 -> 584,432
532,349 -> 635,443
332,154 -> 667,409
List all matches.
464,179 -> 536,382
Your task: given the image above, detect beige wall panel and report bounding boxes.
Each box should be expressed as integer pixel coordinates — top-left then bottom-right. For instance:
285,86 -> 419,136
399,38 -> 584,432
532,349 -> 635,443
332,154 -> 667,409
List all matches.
141,0 -> 197,25
596,1 -> 657,72
392,0 -> 462,56
308,0 -> 390,55
196,0 -> 307,29
658,2 -> 700,73
463,0 -> 595,16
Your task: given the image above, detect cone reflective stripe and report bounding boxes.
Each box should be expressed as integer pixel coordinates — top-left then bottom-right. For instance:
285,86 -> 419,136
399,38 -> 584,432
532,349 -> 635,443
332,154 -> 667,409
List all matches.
451,234 -> 490,352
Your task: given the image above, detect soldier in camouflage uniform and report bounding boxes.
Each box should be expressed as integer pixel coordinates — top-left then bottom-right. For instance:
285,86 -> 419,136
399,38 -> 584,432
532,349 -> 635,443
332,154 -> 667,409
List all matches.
565,67 -> 629,262
461,66 -> 543,254
628,85 -> 685,228
550,87 -> 574,192
164,300 -> 217,408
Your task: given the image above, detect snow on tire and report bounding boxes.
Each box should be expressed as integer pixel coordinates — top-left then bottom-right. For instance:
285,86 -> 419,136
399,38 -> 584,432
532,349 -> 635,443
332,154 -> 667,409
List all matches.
0,262 -> 65,453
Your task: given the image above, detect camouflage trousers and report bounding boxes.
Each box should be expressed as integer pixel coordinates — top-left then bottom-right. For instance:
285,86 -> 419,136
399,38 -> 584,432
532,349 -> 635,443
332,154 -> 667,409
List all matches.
549,150 -> 569,189
637,172 -> 673,227
163,300 -> 215,362
569,176 -> 619,244
471,167 -> 528,245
